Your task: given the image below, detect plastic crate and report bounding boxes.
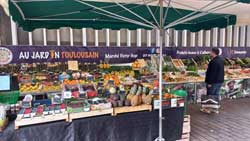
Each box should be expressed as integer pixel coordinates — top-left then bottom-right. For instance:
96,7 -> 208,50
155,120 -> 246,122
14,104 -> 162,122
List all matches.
0,91 -> 20,104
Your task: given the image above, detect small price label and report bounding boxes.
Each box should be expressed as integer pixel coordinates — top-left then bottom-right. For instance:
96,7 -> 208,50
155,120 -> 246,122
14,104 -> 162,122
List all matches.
63,91 -> 72,99
171,98 -> 177,108
179,102 -> 184,107
68,60 -> 79,70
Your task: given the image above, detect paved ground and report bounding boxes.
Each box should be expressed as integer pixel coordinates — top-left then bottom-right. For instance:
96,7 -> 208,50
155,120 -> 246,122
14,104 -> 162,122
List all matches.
187,98 -> 250,141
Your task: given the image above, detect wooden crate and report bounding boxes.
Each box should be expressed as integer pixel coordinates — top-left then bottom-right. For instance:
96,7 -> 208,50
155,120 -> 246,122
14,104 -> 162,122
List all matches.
171,59 -> 185,68
183,119 -> 191,133
113,104 -> 152,116
0,120 -> 8,132
177,115 -> 191,141
68,108 -> 113,122
181,133 -> 190,139
15,113 -> 68,130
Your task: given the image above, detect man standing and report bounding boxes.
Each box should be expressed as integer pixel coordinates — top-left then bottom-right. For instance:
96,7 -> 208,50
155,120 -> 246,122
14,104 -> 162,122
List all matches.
201,48 -> 224,114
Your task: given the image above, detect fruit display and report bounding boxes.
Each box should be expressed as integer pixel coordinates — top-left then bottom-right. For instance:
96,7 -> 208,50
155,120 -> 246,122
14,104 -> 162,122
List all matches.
163,93 -> 178,99
7,55 -> 250,128
66,100 -> 90,113
99,61 -> 110,69
103,70 -> 135,85
19,79 -> 61,94
162,55 -> 250,82
19,83 -> 41,93
132,60 -> 142,70
88,98 -> 112,111
132,59 -> 147,70
41,81 -> 61,92
63,79 -> 78,85
17,103 -> 66,119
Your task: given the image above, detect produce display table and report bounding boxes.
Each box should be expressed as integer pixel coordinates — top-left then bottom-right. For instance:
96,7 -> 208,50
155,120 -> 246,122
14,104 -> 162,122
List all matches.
164,76 -> 250,103
0,108 -> 184,141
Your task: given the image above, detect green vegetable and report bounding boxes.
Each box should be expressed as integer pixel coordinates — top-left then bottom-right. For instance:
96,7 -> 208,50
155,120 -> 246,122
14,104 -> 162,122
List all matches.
187,72 -> 199,77
186,65 -> 197,72
163,64 -> 179,72
243,57 -> 250,64
235,58 -> 245,66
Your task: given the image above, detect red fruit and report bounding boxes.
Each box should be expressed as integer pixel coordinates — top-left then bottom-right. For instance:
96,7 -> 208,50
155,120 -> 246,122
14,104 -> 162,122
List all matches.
61,103 -> 65,109
87,90 -> 97,98
72,91 -> 80,98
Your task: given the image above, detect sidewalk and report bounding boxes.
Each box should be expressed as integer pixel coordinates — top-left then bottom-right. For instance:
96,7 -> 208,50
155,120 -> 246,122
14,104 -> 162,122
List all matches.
188,98 -> 250,141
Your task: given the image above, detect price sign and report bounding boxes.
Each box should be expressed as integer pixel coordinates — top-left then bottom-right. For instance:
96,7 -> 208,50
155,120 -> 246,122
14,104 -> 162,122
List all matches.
68,60 -> 79,70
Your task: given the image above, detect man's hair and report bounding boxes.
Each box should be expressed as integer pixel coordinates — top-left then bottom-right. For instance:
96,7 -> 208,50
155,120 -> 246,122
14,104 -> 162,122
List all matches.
212,47 -> 219,55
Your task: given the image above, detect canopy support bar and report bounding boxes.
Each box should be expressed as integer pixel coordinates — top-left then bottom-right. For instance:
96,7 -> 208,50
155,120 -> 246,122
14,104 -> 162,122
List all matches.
30,0 -> 152,19
74,0 -> 155,29
143,0 -> 160,27
111,0 -> 157,28
163,0 -> 218,29
164,0 -> 236,29
163,0 -> 171,24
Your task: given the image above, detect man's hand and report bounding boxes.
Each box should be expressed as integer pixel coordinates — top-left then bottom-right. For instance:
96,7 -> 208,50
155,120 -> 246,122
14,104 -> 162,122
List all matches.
207,84 -> 212,88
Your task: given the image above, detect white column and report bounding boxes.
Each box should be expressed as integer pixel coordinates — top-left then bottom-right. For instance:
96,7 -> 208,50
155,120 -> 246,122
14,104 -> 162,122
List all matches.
43,29 -> 47,46
205,30 -> 211,47
147,30 -> 151,47
56,29 -> 61,46
10,16 -> 18,45
227,26 -> 233,47
182,30 -> 187,47
240,26 -> 246,47
174,30 -> 179,46
234,26 -> 239,47
212,28 -> 218,46
165,29 -> 170,47
70,28 -> 74,46
247,25 -> 250,47
219,28 -> 226,47
198,30 -> 203,47
95,30 -> 99,46
156,29 -> 160,47
117,30 -> 121,47
82,28 -> 87,46
106,29 -> 110,47
127,29 -> 131,47
28,32 -> 33,45
137,29 -> 141,47
190,32 -> 196,47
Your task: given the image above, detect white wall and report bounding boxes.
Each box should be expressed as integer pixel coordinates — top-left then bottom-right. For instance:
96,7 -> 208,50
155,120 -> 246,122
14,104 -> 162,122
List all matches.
8,25 -> 250,47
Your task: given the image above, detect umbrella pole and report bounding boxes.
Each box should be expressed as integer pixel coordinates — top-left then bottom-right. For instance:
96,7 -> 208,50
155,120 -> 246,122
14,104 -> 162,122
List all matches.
160,29 -> 165,141
155,29 -> 164,141
156,0 -> 165,140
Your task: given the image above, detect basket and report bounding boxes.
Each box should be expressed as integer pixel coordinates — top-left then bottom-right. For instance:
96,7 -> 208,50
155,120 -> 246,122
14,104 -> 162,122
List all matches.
0,91 -> 20,104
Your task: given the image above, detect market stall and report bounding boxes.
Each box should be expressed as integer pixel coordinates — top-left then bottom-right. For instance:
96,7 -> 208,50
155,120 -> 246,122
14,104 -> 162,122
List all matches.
2,0 -> 250,140
1,45 -> 250,140
0,46 -> 187,141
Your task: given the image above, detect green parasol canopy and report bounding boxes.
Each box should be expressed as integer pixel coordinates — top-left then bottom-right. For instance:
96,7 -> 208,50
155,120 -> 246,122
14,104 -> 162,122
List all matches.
9,0 -> 236,32
237,0 -> 250,3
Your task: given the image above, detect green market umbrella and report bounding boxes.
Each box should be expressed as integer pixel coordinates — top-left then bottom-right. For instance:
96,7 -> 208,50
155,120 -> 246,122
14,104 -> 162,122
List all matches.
8,0 -> 250,140
9,0 -> 237,31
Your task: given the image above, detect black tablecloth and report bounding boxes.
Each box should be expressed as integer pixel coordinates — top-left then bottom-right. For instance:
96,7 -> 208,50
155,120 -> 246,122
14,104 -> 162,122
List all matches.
0,108 -> 184,141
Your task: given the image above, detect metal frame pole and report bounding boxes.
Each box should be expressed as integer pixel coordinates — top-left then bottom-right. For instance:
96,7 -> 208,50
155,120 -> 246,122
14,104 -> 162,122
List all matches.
10,16 -> 18,45
158,29 -> 164,141
155,0 -> 164,140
